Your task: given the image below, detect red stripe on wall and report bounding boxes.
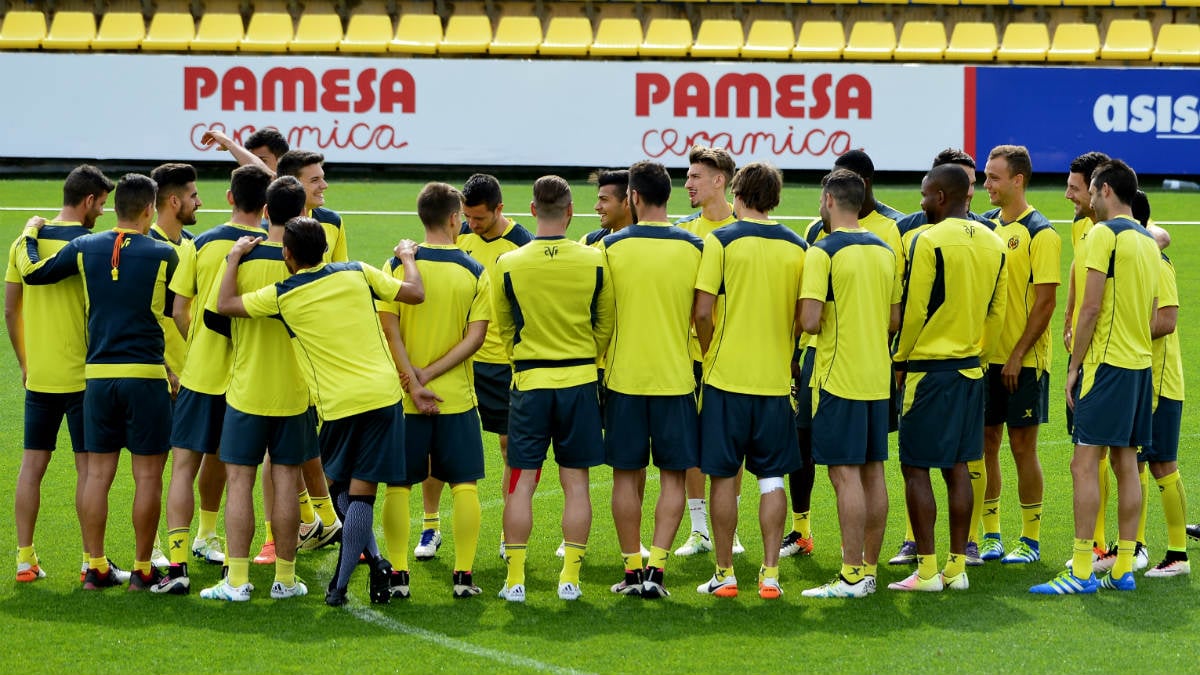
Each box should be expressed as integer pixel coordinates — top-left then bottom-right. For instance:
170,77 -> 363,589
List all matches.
964,66 -> 976,160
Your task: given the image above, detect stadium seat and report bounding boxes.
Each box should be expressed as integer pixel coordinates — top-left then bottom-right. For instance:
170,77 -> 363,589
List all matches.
489,15 -> 539,55
439,14 -> 491,54
1047,22 -> 1099,61
1164,0 -> 1200,6
339,12 -> 392,52
741,19 -> 794,60
960,0 -> 1011,7
691,19 -> 742,58
997,22 -> 1049,61
792,20 -> 844,60
0,10 -> 47,49
288,13 -> 340,51
1100,18 -> 1153,60
389,13 -> 440,54
590,17 -> 641,57
42,11 -> 96,50
92,11 -> 144,50
244,12 -> 296,52
1062,0 -> 1112,6
190,12 -> 244,51
893,21 -> 946,60
539,16 -> 591,56
1151,23 -> 1200,63
140,11 -> 195,50
944,21 -> 997,61
843,20 -> 896,60
640,18 -> 692,58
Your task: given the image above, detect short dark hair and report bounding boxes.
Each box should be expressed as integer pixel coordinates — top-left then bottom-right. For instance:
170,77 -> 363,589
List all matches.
265,176 -> 307,227
730,162 -> 783,213
834,149 -> 874,180
988,144 -> 1033,185
113,173 -> 157,221
688,145 -> 736,185
276,150 -> 324,179
1091,159 -> 1138,206
932,148 -> 976,170
1131,190 -> 1151,228
927,164 -> 970,207
462,173 -> 502,210
417,182 -> 464,227
245,128 -> 289,159
1069,151 -> 1111,182
532,175 -> 572,221
588,169 -> 630,202
229,165 -> 273,214
150,163 -> 198,208
627,161 -> 671,208
283,216 -> 327,267
821,168 -> 866,213
62,164 -> 115,207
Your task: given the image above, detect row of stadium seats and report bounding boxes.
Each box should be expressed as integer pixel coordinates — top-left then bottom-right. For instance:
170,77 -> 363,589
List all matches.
1,10 -> 1196,62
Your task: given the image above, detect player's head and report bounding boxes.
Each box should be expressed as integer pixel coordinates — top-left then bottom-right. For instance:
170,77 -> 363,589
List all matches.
1131,189 -> 1151,228
244,128 -> 289,171
228,164 -> 272,216
531,175 -> 573,227
150,163 -> 201,226
282,216 -> 327,271
276,150 -> 326,210
984,144 -> 1032,208
62,164 -> 115,229
113,173 -> 158,226
819,168 -> 866,227
834,149 -> 874,181
932,148 -> 978,207
1066,151 -> 1110,221
921,164 -> 970,225
730,162 -> 782,215
1089,159 -> 1138,221
265,176 -> 307,228
589,169 -> 631,230
462,173 -> 505,238
685,145 -> 735,209
417,182 -> 464,235
627,161 -> 671,222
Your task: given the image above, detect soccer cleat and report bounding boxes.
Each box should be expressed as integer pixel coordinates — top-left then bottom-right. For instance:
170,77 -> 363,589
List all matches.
150,563 -> 190,595
325,579 -> 348,607
674,531 -> 712,557
128,567 -> 166,592
888,571 -> 944,592
1134,543 -> 1150,572
641,566 -> 670,599
192,535 -> 226,564
81,566 -> 122,590
610,568 -> 643,596
732,533 -> 745,556
414,529 -> 442,561
965,541 -> 983,567
1144,558 -> 1190,578
253,541 -> 277,565
942,571 -> 969,590
1099,571 -> 1136,591
498,583 -> 525,602
150,544 -> 170,571
979,534 -> 1004,562
103,559 -> 132,584
388,570 -> 411,600
201,579 -> 253,602
758,576 -> 783,600
1029,570 -> 1098,595
697,573 -> 738,598
555,541 -> 565,558
1092,545 -> 1118,573
863,576 -> 877,595
780,531 -> 815,558
498,539 -> 506,561
1001,538 -> 1041,564
888,540 -> 917,565
801,575 -> 869,598
312,519 -> 343,550
1187,524 -> 1200,541
558,581 -> 582,601
16,562 -> 46,583
270,579 -> 308,599
369,559 -> 397,604
298,519 -> 323,550
452,570 -> 481,598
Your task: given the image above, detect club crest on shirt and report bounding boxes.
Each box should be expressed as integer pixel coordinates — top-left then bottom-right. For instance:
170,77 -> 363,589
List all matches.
1007,236 -> 1020,250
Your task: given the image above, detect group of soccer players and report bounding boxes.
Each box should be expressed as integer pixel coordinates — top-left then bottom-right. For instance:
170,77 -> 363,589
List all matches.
6,130 -> 1192,604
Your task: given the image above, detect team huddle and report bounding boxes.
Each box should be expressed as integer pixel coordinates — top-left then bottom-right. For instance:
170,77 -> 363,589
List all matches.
6,130 -> 1191,605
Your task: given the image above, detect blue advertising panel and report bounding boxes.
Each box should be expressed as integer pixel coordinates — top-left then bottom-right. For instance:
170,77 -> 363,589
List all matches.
973,66 -> 1199,175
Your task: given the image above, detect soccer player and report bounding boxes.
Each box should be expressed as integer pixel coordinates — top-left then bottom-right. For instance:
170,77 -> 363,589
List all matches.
493,176 -> 614,602
800,169 -> 901,598
976,145 -> 1060,565
1031,159 -> 1158,595
455,173 -> 533,558
201,127 -> 289,174
693,162 -> 806,599
17,173 -> 179,591
216,217 -> 435,606
377,182 -> 490,599
580,169 -> 633,246
602,161 -> 702,599
6,165 -> 113,583
890,164 -> 1007,592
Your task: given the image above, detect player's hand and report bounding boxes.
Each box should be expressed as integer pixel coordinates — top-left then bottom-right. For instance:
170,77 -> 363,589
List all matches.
19,364 -> 26,387
413,366 -> 431,386
168,372 -> 181,399
411,384 -> 443,415
1063,320 -> 1073,352
200,129 -> 232,151
1065,366 -> 1079,411
227,235 -> 263,261
24,216 -> 46,231
1001,356 -> 1021,394
394,239 -> 418,259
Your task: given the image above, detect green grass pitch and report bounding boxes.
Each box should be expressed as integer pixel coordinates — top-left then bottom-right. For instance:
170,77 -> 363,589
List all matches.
0,173 -> 1197,675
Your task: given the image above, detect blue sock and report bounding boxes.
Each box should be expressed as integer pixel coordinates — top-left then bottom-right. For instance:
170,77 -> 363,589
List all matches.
334,495 -> 375,592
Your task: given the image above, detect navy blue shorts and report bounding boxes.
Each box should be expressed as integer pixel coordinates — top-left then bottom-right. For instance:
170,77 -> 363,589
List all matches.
507,382 -> 604,470
473,361 -> 511,435
319,403 -> 406,485
1141,396 -> 1182,463
811,390 -> 889,466
898,370 -> 985,469
84,378 -> 172,455
794,347 -> 815,430
24,389 -> 84,452
219,406 -> 319,467
170,387 -> 226,454
984,365 -> 1050,428
604,392 -> 699,471
1072,364 -> 1153,449
699,386 -> 799,479
400,409 -> 486,486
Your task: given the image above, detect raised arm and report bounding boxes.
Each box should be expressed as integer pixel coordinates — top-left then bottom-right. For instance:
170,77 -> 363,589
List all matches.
215,236 -> 262,318
391,240 -> 424,304
201,129 -> 274,175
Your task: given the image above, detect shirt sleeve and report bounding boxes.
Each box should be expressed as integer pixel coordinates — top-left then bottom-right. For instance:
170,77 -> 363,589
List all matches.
1083,225 -> 1116,275
798,246 -> 830,302
330,221 -> 349,263
694,233 -> 724,296
241,284 -> 281,319
1158,258 -> 1179,309
375,258 -> 402,316
490,261 -> 515,361
18,231 -> 82,285
6,238 -> 22,284
470,269 -> 492,324
592,255 -> 616,359
361,263 -> 404,302
168,241 -> 198,298
1030,228 -> 1062,285
983,244 -> 1009,363
894,234 -> 934,363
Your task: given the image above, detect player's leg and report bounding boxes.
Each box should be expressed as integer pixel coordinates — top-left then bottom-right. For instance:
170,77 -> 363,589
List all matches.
269,461 -> 303,596
611,468 -> 644,592
893,464 -> 941,589
195,452 -> 226,552
980,424 -> 1004,560
14,449 -> 51,580
301,456 -> 339,534
558,466 -> 591,599
645,468 -> 685,597
707,475 -> 738,585
81,451 -> 120,588
165,449 -> 204,566
942,462 -> 972,586
415,473 -> 444,561
828,464 -> 866,580
862,460 -> 888,582
677,467 -> 711,556
254,457 -> 276,564
1146,397 -> 1188,576
1002,423 -> 1044,563
209,463 -> 255,597
1105,445 -> 1142,586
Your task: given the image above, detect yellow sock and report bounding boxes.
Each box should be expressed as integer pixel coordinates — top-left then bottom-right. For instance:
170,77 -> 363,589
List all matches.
89,556 -> 109,574
560,542 -> 586,586
134,560 -> 151,575
167,527 -> 189,565
863,562 -> 877,578
451,484 -> 480,572
1095,456 -> 1110,546
904,516 -> 914,542
648,545 -> 669,571
1137,467 -> 1149,545
423,511 -> 440,533
1020,502 -> 1043,542
312,495 -> 336,527
793,511 -> 811,538
840,563 -> 864,583
943,552 -> 965,578
297,489 -> 316,524
1071,538 -> 1094,578
263,520 -> 274,545
916,554 -> 937,581
1113,539 -> 1135,578
227,557 -> 249,587
969,459 -> 987,542
1157,471 -> 1188,551
383,486 -> 411,570
622,552 -> 643,572
17,546 -> 37,566
274,557 -> 295,586
982,497 -> 1001,536
716,565 -> 735,582
198,509 -> 219,539
505,544 -> 527,587
760,565 -> 779,582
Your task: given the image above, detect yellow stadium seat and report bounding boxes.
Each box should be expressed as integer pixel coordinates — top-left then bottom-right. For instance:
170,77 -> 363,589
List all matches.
894,21 -> 946,60
1151,23 -> 1200,63
141,11 -> 195,50
190,12 -> 243,51
0,10 -> 47,49
944,21 -> 997,60
961,0 -> 1011,7
339,12 -> 391,52
997,22 -> 1049,61
691,19 -> 743,58
1062,0 -> 1110,6
793,20 -> 844,59
1100,18 -> 1153,60
1047,22 -> 1099,61
741,19 -> 794,60
843,20 -> 895,60
1113,0 -> 1163,6
1164,0 -> 1200,6
390,13 -> 440,54
243,12 -> 295,52
539,16 -> 591,56
92,11 -> 145,50
591,17 -> 641,57
640,18 -> 691,57
289,13 -> 339,51
489,15 -> 539,54
442,14 -> 491,54
42,11 -> 96,50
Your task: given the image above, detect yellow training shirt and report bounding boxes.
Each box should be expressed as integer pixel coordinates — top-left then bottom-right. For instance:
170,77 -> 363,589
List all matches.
458,221 -> 534,364
1080,217 -> 1158,370
312,207 -> 348,263
1153,253 -> 1183,403
149,224 -> 195,375
985,206 -> 1061,371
